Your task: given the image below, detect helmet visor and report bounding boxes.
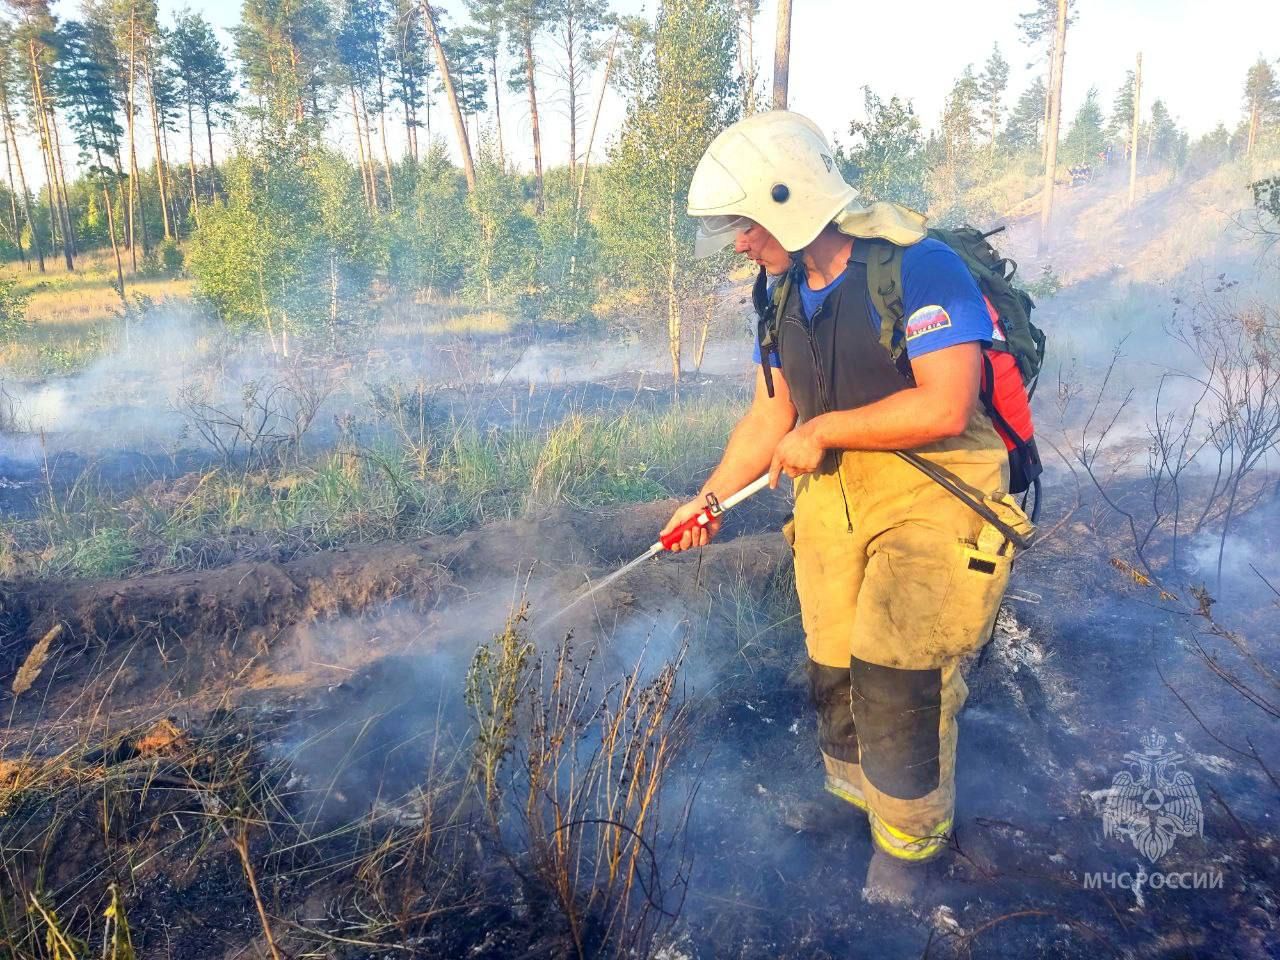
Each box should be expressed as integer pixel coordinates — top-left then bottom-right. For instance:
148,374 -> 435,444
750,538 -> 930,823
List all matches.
693,214 -> 750,259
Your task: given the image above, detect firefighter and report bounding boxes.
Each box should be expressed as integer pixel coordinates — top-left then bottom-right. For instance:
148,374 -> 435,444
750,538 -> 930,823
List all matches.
663,111 -> 1032,906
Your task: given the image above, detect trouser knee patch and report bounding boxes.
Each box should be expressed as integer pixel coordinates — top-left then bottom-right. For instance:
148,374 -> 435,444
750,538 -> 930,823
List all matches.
849,656 -> 941,800
806,659 -> 858,764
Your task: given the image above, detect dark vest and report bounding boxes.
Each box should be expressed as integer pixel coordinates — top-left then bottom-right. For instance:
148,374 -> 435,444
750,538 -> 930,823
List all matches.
777,246 -> 912,424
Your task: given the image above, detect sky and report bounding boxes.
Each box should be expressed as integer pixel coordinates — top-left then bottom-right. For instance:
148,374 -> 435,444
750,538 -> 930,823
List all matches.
40,0 -> 1278,177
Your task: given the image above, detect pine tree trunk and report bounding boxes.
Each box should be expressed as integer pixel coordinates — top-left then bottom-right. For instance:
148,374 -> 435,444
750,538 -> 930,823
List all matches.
2,133 -> 25,267
187,97 -> 200,227
48,108 -> 77,260
375,60 -> 396,209
566,23 -> 578,177
90,135 -> 126,296
27,41 -> 73,270
0,86 -> 42,272
490,55 -> 505,165
523,32 -> 544,214
36,122 -> 62,263
420,1 -> 476,190
351,86 -> 373,210
571,24 -> 619,279
772,0 -> 792,110
147,66 -> 173,240
203,106 -> 217,202
1127,52 -> 1142,209
1037,0 -> 1068,255
131,133 -> 151,256
359,90 -> 380,209
127,4 -> 140,269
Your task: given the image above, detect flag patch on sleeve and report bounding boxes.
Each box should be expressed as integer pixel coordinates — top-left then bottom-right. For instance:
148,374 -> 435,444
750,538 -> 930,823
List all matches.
904,305 -> 952,340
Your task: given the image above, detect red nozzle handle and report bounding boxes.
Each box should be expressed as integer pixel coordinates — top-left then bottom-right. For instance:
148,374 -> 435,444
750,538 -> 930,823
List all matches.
660,505 -> 716,550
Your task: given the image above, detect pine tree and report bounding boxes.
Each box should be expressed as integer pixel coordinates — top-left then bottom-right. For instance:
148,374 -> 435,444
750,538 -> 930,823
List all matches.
336,0 -> 383,208
445,29 -> 488,143
54,17 -> 125,288
386,0 -> 429,161
0,25 -> 44,270
234,0 -> 334,133
6,0 -> 75,269
465,0 -> 505,161
1018,0 -> 1075,169
941,65 -> 981,165
1243,56 -> 1279,156
420,0 -> 476,190
167,11 -> 230,212
1062,86 -> 1104,166
1106,69 -> 1134,147
546,0 -> 607,176
976,43 -> 1008,149
503,0 -> 549,212
1002,75 -> 1045,153
1147,98 -> 1186,168
734,0 -> 759,115
1037,0 -> 1069,253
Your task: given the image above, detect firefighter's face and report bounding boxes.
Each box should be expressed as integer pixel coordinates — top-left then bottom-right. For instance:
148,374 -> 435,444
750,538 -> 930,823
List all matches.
734,221 -> 791,275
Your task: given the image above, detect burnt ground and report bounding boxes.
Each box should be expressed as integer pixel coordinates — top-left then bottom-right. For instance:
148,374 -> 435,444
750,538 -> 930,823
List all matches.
2,483 -> 1280,957
0,357 -> 747,519
1,478 -> 1277,959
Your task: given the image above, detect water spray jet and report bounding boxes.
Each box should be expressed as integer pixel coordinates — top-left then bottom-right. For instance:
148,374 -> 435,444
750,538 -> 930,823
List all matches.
541,474 -> 772,631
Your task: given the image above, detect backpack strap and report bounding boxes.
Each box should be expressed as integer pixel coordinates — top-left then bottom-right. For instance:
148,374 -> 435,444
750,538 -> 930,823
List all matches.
864,238 -> 907,358
753,265 -> 795,399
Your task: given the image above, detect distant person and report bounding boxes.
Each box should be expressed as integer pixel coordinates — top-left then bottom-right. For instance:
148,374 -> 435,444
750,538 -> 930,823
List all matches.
662,111 -> 1034,907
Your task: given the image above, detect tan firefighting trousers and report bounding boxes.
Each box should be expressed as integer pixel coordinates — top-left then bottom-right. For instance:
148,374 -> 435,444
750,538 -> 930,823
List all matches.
785,410 -> 1032,861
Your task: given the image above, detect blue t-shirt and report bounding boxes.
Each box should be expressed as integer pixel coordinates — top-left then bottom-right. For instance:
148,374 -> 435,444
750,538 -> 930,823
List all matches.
751,237 -> 993,368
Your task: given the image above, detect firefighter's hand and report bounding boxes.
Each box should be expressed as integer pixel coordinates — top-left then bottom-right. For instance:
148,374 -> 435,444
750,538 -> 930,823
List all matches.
661,498 -> 722,552
769,423 -> 824,488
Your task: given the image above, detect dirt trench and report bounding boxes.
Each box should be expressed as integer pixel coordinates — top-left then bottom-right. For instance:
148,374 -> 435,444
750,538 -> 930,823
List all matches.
0,497 -> 786,721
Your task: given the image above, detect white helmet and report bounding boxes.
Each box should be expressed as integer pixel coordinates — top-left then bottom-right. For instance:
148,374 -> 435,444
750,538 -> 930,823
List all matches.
687,110 -> 858,258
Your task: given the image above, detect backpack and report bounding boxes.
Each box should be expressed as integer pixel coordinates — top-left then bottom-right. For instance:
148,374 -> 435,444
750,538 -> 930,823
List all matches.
755,225 -> 1047,507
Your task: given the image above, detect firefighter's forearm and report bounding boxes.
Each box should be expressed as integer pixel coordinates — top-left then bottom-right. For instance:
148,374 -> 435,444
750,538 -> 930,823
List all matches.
702,409 -> 791,499
806,385 -> 975,452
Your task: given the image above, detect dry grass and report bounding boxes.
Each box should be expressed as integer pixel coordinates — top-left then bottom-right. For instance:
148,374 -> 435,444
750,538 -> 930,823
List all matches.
10,624 -> 62,697
0,251 -> 194,375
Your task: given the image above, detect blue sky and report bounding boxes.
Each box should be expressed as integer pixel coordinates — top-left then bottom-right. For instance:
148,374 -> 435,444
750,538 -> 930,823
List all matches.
46,0 -> 1276,174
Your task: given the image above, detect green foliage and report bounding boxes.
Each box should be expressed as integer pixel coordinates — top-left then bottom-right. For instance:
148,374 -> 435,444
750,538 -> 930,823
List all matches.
1024,263 -> 1062,299
394,140 -> 473,293
463,142 -> 538,308
976,44 -> 1010,147
1062,87 -> 1106,166
0,276 -> 30,343
1146,99 -> 1188,169
835,88 -> 930,211
57,526 -> 139,579
185,142 -> 377,346
1188,124 -> 1233,175
930,65 -> 998,224
1107,69 -> 1136,146
1003,75 -> 1046,154
1244,56 -> 1279,136
234,0 -> 333,134
597,0 -> 738,370
532,166 -> 599,327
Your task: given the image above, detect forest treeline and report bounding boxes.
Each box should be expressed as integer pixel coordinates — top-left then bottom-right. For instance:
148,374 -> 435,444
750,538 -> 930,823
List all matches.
0,0 -> 1277,373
